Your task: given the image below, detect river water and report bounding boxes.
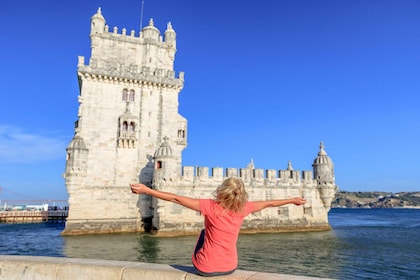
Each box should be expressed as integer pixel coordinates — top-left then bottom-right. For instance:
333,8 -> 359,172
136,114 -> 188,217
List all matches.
0,208 -> 419,279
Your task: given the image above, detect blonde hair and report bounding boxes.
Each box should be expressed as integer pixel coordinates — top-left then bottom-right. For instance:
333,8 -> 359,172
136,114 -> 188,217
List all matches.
214,177 -> 248,213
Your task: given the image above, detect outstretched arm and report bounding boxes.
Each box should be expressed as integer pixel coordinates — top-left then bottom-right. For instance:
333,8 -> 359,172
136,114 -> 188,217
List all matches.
130,183 -> 200,212
251,197 -> 306,213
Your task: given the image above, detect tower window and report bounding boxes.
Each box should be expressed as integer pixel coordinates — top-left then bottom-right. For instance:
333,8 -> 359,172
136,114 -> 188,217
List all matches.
122,89 -> 135,102
129,90 -> 135,102
122,89 -> 128,101
129,122 -> 135,132
118,119 -> 137,148
178,129 -> 185,138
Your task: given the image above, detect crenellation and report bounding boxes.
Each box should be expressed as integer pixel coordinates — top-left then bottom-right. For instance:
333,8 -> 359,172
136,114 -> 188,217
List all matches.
253,168 -> 264,181
266,169 -> 276,181
212,167 -> 223,179
77,61 -> 183,88
174,165 -> 325,193
226,167 -> 238,177
196,167 -> 209,179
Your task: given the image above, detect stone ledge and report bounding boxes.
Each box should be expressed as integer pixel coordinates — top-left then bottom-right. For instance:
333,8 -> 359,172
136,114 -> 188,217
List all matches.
0,255 -> 333,280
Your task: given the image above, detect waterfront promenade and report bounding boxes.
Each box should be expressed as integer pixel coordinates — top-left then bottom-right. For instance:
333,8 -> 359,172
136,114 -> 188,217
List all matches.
0,210 -> 68,223
0,255 -> 332,280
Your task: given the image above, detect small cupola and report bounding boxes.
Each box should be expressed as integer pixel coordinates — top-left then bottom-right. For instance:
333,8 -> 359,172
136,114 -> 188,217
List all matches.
90,7 -> 106,36
141,18 -> 161,42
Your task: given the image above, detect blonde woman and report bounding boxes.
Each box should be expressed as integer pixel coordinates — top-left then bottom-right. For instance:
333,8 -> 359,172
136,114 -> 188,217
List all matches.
130,177 -> 306,277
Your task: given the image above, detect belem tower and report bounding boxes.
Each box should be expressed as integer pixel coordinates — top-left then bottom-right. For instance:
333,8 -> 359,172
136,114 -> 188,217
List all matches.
62,8 -> 338,236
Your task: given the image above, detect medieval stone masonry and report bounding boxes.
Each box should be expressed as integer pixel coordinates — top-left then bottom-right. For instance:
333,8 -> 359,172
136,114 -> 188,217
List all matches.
63,8 -> 337,236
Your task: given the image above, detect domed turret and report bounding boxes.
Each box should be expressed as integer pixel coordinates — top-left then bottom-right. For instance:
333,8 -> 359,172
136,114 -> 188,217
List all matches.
312,142 -> 336,208
90,7 -> 106,36
164,22 -> 176,48
153,137 -> 177,184
154,136 -> 173,158
67,135 -> 87,151
65,134 -> 89,177
141,18 -> 160,42
312,142 -> 334,183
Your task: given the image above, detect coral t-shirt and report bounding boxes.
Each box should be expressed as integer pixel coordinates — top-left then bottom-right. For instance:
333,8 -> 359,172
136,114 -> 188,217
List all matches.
192,199 -> 255,273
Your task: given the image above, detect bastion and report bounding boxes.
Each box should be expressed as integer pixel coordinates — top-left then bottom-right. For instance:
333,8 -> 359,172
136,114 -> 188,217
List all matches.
62,8 -> 338,236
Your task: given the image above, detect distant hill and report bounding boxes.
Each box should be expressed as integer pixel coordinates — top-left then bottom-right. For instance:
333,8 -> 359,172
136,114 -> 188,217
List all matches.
332,191 -> 420,208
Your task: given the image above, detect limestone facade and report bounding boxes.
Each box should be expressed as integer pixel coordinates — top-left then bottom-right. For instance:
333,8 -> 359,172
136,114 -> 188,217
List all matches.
62,8 -> 337,236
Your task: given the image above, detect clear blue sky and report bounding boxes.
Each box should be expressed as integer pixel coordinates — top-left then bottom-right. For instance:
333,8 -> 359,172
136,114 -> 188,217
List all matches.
1,0 -> 419,201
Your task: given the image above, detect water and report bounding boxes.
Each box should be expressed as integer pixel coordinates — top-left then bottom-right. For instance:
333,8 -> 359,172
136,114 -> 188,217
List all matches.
0,208 -> 419,279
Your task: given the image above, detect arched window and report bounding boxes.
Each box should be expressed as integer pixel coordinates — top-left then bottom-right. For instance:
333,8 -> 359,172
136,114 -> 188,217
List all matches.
122,89 -> 128,101
129,90 -> 135,102
129,122 -> 135,132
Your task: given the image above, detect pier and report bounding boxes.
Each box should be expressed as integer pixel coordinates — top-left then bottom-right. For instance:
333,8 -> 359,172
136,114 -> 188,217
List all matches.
0,210 -> 68,224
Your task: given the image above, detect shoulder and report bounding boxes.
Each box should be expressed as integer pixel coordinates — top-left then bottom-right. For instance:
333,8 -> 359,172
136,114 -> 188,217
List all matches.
244,201 -> 255,215
199,199 -> 218,214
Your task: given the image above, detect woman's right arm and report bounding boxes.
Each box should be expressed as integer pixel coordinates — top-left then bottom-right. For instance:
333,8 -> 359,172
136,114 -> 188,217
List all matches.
130,183 -> 201,212
251,197 -> 306,213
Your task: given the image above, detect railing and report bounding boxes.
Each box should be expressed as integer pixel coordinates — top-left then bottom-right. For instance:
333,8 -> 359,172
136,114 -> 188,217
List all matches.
0,210 -> 68,223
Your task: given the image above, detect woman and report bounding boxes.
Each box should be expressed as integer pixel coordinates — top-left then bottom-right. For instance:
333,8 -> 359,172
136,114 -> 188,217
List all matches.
130,177 -> 306,277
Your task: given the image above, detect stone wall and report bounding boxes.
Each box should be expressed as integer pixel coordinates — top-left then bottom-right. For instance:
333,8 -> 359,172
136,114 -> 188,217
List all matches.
0,255 -> 331,280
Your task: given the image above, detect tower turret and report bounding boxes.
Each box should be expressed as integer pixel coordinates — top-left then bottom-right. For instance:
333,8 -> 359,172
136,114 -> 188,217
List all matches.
312,142 -> 336,208
153,137 -> 178,184
164,22 -> 176,61
313,142 -> 334,183
90,7 -> 105,37
141,18 -> 161,42
164,22 -> 176,48
64,134 -> 89,178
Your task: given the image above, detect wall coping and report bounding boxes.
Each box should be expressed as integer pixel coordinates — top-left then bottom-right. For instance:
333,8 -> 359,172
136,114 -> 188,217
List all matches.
0,255 -> 334,280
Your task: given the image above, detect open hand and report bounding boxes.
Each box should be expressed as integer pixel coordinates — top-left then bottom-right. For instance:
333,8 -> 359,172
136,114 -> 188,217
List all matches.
130,183 -> 148,194
292,197 -> 307,205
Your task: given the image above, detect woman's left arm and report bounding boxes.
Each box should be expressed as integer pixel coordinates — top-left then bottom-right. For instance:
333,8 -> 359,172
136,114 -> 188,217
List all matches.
251,197 -> 306,213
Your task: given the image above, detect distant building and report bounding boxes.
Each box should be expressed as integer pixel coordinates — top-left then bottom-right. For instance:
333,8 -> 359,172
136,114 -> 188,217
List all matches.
62,8 -> 337,236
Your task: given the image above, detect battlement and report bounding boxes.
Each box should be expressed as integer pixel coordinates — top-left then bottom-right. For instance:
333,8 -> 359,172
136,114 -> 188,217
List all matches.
91,8 -> 175,47
77,56 -> 184,87
179,165 -> 315,185
101,23 -> 168,45
83,9 -> 183,86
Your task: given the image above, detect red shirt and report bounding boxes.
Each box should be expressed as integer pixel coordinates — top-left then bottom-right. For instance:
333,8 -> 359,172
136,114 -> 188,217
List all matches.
192,199 -> 255,273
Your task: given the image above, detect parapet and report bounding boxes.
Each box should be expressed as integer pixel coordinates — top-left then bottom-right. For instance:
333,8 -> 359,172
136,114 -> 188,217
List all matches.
181,165 -> 315,185
0,255 -> 331,280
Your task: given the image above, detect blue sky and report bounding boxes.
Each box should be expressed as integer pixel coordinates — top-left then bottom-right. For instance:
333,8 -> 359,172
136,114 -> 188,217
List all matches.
0,0 -> 419,201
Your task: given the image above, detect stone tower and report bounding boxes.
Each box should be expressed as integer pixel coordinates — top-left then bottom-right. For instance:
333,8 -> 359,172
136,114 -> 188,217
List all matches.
63,8 -> 338,236
63,8 -> 186,235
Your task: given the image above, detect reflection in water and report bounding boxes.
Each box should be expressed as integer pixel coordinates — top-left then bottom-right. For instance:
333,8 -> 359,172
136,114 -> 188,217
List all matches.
136,234 -> 159,263
238,231 -> 342,279
64,230 -> 341,278
64,233 -> 140,261
64,233 -> 195,266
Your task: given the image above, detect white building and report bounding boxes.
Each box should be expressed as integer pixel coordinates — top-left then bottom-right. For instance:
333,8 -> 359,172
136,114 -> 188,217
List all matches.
62,8 -> 337,236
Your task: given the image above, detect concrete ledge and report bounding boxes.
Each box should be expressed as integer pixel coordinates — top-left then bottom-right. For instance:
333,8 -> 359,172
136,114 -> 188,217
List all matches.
0,255 -> 332,280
